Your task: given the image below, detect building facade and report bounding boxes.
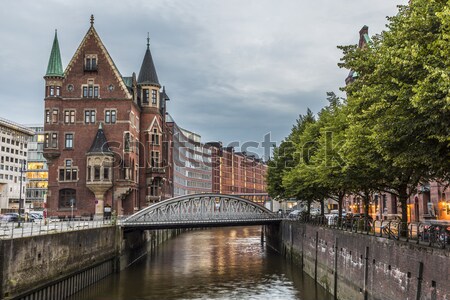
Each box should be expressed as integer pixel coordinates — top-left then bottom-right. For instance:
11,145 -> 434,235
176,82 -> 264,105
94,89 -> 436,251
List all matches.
167,116 -> 212,197
25,125 -> 48,210
0,117 -> 34,213
43,16 -> 268,218
208,142 -> 268,204
43,17 -> 170,218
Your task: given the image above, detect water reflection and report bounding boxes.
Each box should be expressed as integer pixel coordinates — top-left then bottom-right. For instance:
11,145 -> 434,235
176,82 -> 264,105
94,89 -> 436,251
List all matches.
71,226 -> 332,300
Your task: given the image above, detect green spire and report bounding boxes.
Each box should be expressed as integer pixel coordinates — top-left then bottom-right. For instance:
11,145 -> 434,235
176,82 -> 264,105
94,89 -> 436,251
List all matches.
45,30 -> 64,77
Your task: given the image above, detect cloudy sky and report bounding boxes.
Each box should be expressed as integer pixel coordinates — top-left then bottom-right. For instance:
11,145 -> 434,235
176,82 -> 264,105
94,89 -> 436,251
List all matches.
0,0 -> 407,158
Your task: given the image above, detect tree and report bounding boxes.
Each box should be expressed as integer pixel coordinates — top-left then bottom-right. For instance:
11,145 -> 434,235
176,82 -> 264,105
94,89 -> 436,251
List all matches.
338,1 -> 450,226
266,110 -> 315,201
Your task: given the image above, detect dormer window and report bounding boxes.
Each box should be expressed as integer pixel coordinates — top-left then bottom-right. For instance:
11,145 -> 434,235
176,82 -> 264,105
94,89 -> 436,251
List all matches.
85,54 -> 97,71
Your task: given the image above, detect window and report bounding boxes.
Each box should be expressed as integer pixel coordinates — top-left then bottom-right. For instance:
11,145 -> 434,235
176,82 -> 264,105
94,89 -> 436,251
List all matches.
84,110 -> 96,124
143,89 -> 149,103
124,133 -> 130,152
152,89 -> 157,104
105,110 -> 116,124
44,132 -> 58,149
49,86 -> 55,96
151,151 -> 160,167
150,179 -> 159,196
45,110 -> 50,123
51,133 -> 58,148
85,55 -> 97,71
82,81 -> 100,98
52,109 -> 58,123
58,160 -> 78,182
59,189 -> 76,209
94,166 -> 100,180
56,86 -> 61,96
64,110 -> 75,124
65,133 -> 73,149
151,129 -> 159,145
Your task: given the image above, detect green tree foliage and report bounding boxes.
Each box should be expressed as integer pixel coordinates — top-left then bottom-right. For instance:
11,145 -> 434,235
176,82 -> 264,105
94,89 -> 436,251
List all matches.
266,1 -> 448,228
266,109 -> 315,200
339,0 -> 450,225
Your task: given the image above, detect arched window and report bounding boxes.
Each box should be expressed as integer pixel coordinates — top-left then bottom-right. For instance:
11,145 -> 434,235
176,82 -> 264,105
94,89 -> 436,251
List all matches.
59,189 -> 76,209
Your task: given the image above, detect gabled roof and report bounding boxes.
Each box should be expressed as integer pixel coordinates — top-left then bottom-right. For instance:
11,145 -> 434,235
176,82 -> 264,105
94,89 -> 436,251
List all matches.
146,116 -> 162,132
64,16 -> 132,99
137,37 -> 160,86
87,123 -> 112,154
45,30 -> 64,77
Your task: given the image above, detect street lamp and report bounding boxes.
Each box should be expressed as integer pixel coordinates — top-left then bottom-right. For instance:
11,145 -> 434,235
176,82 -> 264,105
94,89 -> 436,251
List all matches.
18,159 -> 26,227
70,198 -> 75,221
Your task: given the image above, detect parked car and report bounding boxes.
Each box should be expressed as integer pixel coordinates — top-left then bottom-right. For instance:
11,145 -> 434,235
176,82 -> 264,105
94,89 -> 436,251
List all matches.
0,213 -> 20,222
288,210 -> 302,219
310,208 -> 321,216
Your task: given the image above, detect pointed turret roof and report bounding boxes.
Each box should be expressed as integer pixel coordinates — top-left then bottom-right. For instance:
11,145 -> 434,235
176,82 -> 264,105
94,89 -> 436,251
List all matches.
87,123 -> 112,154
137,35 -> 160,86
45,30 -> 64,77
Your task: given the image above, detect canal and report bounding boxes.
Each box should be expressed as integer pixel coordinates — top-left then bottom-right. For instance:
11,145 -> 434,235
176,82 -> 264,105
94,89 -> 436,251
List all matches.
70,226 -> 333,300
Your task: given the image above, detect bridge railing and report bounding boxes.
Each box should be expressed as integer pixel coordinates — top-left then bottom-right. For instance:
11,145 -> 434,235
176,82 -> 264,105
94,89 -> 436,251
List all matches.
290,215 -> 450,250
0,218 -> 114,239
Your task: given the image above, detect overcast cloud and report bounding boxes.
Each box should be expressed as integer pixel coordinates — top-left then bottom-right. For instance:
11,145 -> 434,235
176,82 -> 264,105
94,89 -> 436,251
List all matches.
0,0 -> 407,158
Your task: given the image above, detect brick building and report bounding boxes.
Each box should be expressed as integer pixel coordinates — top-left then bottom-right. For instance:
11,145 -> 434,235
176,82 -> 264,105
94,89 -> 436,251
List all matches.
207,142 -> 267,204
43,16 -> 268,218
43,16 -> 170,218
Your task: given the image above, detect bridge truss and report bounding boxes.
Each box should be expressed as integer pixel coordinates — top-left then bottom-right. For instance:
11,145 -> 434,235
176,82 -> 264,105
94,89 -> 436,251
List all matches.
121,193 -> 281,229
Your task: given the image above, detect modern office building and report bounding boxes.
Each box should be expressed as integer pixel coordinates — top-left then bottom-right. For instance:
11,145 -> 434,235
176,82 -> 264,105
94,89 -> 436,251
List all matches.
0,117 -> 34,213
25,125 -> 48,210
167,116 -> 212,197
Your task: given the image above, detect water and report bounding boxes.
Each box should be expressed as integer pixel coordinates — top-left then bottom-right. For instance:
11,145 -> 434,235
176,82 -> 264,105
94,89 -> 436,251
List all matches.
71,226 -> 333,300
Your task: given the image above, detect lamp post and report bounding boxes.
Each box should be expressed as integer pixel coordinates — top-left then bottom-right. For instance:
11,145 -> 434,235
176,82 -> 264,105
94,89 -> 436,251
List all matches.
18,159 -> 26,227
379,193 -> 384,221
70,198 -> 74,221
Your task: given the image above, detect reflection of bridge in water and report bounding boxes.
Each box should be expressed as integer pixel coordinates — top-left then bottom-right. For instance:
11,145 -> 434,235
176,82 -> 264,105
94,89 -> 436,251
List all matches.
121,193 -> 281,229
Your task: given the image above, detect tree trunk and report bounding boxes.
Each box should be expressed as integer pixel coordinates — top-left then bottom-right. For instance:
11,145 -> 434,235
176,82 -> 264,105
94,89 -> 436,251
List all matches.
320,199 -> 325,216
338,192 -> 345,221
399,184 -> 409,238
363,194 -> 370,219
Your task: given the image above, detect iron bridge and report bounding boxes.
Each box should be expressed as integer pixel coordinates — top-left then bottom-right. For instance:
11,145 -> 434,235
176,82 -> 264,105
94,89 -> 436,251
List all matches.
121,193 -> 282,229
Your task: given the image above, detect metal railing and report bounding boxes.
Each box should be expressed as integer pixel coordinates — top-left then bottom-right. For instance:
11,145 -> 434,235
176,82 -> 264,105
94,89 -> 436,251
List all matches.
292,215 -> 450,250
0,218 -> 114,239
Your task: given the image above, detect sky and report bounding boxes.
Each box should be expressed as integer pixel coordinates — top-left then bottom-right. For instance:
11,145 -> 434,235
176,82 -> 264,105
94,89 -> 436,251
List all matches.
0,0 -> 408,159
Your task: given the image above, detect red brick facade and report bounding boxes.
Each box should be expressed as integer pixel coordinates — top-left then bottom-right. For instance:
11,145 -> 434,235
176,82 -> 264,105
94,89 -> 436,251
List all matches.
43,19 -> 267,218
43,22 -> 170,218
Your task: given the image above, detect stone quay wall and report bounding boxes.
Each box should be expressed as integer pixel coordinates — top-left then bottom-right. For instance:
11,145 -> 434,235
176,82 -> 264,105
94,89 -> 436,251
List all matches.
266,221 -> 450,300
0,226 -> 179,300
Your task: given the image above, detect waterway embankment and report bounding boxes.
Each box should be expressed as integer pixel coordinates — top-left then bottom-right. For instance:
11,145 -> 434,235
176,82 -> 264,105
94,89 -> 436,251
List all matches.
0,226 -> 180,300
266,221 -> 449,300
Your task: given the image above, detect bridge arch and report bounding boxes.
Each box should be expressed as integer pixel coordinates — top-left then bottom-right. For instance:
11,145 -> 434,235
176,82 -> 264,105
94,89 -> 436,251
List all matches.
121,193 -> 280,228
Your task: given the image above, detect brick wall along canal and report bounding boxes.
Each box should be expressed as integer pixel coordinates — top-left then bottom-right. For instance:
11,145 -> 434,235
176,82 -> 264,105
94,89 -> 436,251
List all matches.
69,226 -> 332,300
